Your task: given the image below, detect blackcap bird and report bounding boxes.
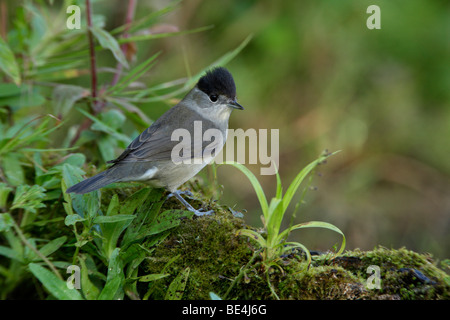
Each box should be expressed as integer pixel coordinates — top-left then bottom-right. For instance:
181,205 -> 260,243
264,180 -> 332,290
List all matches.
66,67 -> 243,216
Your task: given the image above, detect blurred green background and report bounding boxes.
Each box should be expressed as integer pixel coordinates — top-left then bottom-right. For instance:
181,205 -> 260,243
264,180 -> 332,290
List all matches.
153,0 -> 450,259
3,0 -> 450,259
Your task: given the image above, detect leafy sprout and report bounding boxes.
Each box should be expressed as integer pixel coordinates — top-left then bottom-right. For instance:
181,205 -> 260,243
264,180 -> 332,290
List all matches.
222,150 -> 346,297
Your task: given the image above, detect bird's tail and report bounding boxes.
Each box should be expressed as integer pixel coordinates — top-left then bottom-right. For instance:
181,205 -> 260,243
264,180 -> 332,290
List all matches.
66,170 -> 118,194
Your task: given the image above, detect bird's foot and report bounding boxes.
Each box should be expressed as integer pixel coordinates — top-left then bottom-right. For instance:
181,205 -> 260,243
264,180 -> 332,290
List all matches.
169,190 -> 214,216
190,208 -> 214,216
166,190 -> 193,200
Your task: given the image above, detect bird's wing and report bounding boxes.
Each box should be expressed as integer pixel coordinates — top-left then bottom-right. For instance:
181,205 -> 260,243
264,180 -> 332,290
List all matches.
108,122 -> 174,163
108,106 -> 224,164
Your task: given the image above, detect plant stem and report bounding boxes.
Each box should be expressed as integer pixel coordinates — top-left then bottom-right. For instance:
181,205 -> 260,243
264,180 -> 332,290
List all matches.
70,0 -> 136,147
11,219 -> 63,281
266,270 -> 280,300
70,0 -> 97,147
223,249 -> 260,299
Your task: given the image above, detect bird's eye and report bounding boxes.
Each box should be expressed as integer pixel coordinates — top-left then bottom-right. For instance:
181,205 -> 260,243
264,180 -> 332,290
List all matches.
209,94 -> 218,102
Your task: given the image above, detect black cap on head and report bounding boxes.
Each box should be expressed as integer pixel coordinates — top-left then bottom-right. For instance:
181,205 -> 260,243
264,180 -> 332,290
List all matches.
197,67 -> 236,99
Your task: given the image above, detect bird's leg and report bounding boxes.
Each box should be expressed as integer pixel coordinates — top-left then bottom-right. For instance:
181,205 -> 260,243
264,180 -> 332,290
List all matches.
170,189 -> 214,216
166,190 -> 193,199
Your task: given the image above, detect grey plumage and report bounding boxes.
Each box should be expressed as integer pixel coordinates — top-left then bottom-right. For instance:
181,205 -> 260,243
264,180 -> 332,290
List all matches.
66,67 -> 243,215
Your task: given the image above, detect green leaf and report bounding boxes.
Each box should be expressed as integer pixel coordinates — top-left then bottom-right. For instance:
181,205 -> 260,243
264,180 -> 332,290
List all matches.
282,151 -> 339,212
98,135 -> 118,163
38,236 -> 67,257
0,245 -> 22,262
140,209 -> 191,237
2,153 -> 25,186
0,90 -> 46,108
265,198 -> 284,244
0,36 -> 21,84
79,255 -> 100,300
106,97 -> 152,127
95,211 -> 136,258
62,163 -> 100,219
107,52 -> 161,95
0,213 -> 14,232
236,228 -> 266,248
111,0 -> 181,35
119,188 -> 151,215
138,273 -> 169,282
106,193 -> 119,216
100,109 -> 126,130
98,276 -> 122,300
222,161 -> 268,218
0,115 -> 62,156
118,25 -> 213,46
165,267 -> 190,300
77,108 -> 131,144
94,194 -> 136,259
64,214 -> 86,226
90,26 -> 129,69
121,188 -> 166,247
98,248 -> 124,300
0,183 -> 13,209
93,215 -> 135,224
28,263 -> 83,300
278,221 -> 346,258
0,83 -> 22,97
11,185 -> 46,213
279,241 -> 312,266
52,85 -> 87,116
60,153 -> 86,168
24,2 -> 47,51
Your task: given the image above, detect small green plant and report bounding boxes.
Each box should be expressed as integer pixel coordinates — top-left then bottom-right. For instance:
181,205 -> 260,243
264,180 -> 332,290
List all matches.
223,151 -> 346,298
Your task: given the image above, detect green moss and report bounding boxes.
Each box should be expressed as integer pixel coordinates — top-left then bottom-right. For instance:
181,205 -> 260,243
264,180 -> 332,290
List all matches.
142,204 -> 254,299
140,198 -> 450,299
93,183 -> 449,300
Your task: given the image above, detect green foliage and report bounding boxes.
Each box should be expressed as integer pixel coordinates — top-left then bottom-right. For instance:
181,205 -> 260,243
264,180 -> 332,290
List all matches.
223,152 -> 346,298
224,151 -> 345,265
28,263 -> 83,300
0,37 -> 21,85
0,0 -> 250,300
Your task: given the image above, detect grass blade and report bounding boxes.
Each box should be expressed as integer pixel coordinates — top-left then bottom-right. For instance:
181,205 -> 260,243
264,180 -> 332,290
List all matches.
118,25 -> 213,45
279,221 -> 346,258
236,228 -> 266,248
90,26 -> 129,69
282,151 -> 339,212
76,108 -> 131,144
222,161 -> 268,218
0,36 -> 21,85
280,241 -> 312,266
107,52 -> 161,95
111,0 -> 181,35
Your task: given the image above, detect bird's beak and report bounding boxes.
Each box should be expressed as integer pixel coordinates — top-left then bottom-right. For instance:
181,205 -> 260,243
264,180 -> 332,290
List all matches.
228,99 -> 244,110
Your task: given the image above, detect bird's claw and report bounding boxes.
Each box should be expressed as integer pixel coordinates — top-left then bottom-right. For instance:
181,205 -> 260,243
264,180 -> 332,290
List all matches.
192,208 -> 214,217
